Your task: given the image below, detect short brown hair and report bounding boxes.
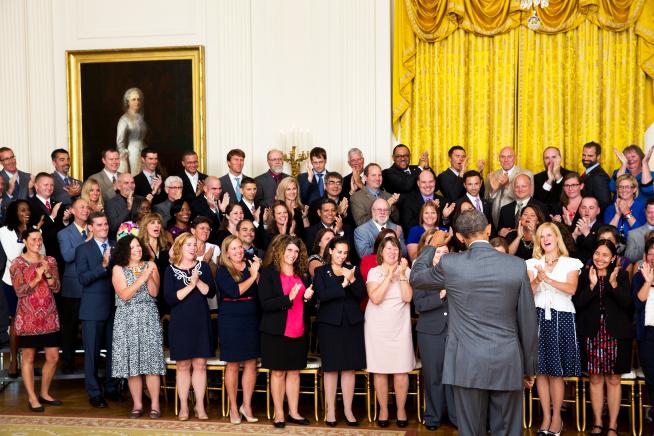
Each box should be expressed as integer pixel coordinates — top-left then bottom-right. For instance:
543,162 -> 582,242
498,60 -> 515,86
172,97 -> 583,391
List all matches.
309,147 -> 326,160
376,236 -> 401,265
227,149 -> 246,160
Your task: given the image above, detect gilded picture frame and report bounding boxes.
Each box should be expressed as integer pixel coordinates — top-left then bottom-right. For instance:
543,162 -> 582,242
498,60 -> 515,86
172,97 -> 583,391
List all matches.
66,45 -> 206,179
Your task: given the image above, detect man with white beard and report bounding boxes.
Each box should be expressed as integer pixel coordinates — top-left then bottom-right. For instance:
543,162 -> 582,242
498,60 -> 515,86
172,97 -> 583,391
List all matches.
255,149 -> 289,208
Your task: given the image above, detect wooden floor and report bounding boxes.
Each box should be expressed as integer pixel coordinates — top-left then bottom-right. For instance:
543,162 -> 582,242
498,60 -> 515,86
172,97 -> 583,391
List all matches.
0,354 -> 640,435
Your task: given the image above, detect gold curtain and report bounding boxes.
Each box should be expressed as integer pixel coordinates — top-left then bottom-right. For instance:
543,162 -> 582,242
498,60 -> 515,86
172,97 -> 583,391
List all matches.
393,0 -> 654,173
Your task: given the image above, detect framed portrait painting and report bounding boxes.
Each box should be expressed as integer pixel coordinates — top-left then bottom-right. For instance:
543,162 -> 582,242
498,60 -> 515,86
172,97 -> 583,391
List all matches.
66,45 -> 205,179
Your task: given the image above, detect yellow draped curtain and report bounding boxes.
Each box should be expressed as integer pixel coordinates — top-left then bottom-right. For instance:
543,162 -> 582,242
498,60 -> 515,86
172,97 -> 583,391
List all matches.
393,0 -> 654,174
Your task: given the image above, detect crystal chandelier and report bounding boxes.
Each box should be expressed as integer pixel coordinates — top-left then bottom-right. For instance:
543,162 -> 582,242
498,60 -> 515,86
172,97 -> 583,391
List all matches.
521,0 -> 549,30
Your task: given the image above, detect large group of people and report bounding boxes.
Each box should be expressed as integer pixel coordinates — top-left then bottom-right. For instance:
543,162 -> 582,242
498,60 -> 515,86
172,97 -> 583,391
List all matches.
1,140 -> 654,435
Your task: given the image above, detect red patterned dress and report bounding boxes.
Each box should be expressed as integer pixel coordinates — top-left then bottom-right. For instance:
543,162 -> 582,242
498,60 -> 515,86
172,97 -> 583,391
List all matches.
10,255 -> 61,347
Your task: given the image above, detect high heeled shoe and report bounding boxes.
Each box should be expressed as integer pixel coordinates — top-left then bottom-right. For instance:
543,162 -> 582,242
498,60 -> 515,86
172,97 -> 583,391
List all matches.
239,405 -> 258,423
194,408 -> 209,420
549,423 -> 563,436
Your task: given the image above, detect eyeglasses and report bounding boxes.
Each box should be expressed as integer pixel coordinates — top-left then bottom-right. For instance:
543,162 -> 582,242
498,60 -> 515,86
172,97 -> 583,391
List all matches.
0,156 -> 16,162
394,154 -> 410,159
563,183 -> 581,188
168,186 -> 183,190
617,185 -> 635,190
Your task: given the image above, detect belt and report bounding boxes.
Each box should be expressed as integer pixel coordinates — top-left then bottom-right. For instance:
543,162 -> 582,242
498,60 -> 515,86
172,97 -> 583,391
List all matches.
222,296 -> 255,302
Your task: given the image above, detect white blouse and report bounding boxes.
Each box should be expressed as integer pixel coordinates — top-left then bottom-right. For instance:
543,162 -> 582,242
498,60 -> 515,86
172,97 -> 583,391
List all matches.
0,226 -> 46,286
526,256 -> 583,319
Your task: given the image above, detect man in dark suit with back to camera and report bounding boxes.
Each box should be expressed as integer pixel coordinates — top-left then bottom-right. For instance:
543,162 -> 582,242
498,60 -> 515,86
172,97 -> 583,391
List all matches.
382,144 -> 430,195
255,149 -> 288,208
410,210 -> 537,436
75,212 -> 120,408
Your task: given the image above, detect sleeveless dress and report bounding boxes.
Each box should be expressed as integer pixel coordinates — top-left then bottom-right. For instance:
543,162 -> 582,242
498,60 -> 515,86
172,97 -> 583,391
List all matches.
112,265 -> 165,377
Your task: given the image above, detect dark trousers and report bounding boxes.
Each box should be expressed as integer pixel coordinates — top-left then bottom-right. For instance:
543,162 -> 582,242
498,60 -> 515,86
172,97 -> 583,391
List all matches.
82,318 -> 119,399
418,331 -> 457,427
640,327 -> 654,403
452,385 -> 522,436
60,297 -> 81,368
0,284 -> 8,344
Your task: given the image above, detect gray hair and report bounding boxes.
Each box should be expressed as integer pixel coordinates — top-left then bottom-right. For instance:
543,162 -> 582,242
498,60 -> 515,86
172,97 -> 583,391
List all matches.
455,210 -> 488,237
122,87 -> 144,112
348,148 -> 363,160
164,175 -> 183,188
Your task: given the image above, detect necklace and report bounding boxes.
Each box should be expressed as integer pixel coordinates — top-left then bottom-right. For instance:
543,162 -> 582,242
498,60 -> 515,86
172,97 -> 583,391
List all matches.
521,238 -> 533,250
544,256 -> 559,267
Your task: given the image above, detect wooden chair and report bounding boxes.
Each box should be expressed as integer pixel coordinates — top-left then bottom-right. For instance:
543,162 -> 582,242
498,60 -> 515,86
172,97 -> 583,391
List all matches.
298,355 -> 323,421
370,360 -> 423,423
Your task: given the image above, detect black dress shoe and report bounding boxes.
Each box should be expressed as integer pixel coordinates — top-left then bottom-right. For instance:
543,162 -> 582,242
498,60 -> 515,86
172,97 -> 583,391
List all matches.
325,420 -> 337,427
346,419 -> 359,427
377,419 -> 389,428
397,419 -> 408,428
425,423 -> 439,431
287,416 -> 310,425
90,397 -> 107,408
38,396 -> 62,406
28,402 -> 44,412
273,421 -> 285,428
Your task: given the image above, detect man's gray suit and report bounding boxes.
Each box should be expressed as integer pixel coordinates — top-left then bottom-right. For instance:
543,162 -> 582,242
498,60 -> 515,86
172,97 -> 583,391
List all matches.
412,264 -> 457,428
353,219 -> 406,259
625,224 -> 653,264
0,169 -> 31,201
410,241 -> 537,436
254,171 -> 288,208
51,172 -> 82,206
89,170 -> 120,203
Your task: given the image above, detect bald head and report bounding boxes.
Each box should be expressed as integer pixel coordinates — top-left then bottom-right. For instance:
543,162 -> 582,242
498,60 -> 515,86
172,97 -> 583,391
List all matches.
513,173 -> 533,200
498,147 -> 515,171
116,173 -> 135,196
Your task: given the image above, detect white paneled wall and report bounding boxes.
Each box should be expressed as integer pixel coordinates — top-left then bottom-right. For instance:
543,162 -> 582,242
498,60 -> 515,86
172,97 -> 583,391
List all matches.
0,0 -> 392,176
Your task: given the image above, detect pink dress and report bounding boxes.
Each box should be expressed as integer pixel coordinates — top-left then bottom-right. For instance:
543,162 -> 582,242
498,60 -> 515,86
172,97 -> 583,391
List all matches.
280,273 -> 305,338
364,265 -> 415,373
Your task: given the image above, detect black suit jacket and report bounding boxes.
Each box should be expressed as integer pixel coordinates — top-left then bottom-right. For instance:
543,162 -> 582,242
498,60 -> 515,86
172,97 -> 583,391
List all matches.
342,173 -> 355,199
533,167 -> 572,208
581,165 -> 612,213
382,164 -> 420,195
239,199 -> 261,224
455,195 -> 494,232
304,222 -> 355,258
437,169 -> 465,204
134,172 -> 166,204
28,196 -> 66,265
574,220 -> 603,265
313,264 -> 365,326
177,171 -> 208,203
258,267 -> 313,336
397,190 -> 445,236
189,195 -> 222,245
574,269 -> 633,339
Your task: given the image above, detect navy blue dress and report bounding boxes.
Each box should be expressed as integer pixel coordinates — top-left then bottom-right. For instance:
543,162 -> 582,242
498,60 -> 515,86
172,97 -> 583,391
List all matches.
216,266 -> 260,362
164,261 -> 216,360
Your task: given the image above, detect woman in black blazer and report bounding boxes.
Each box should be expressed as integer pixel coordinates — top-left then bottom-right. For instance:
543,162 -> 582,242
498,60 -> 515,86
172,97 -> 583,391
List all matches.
258,235 -> 314,428
313,237 -> 366,426
573,240 -> 633,435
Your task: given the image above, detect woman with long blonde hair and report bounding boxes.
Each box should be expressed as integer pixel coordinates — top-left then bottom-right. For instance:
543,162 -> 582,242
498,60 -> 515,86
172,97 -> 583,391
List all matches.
138,213 -> 171,315
81,179 -> 105,213
275,177 -> 309,238
526,222 -> 583,436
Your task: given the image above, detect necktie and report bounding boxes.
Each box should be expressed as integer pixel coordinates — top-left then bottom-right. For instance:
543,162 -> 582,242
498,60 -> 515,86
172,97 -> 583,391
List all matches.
475,198 -> 482,212
425,196 -> 433,202
101,242 -> 108,253
111,175 -> 116,184
63,177 -> 70,186
515,202 -> 523,225
316,173 -> 324,197
45,200 -> 52,214
148,174 -> 154,187
235,177 -> 242,202
404,169 -> 411,175
81,229 -> 87,239
14,177 -> 19,194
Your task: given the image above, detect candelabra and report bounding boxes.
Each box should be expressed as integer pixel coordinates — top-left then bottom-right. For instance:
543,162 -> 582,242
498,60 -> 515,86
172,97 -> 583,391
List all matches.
284,145 -> 308,177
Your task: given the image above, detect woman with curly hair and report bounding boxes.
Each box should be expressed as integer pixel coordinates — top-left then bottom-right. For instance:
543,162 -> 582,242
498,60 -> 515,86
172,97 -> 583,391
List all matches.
258,235 -> 314,428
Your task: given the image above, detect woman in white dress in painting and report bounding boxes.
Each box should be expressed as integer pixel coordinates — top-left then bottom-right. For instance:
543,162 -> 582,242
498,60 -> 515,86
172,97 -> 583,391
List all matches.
116,87 -> 147,175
